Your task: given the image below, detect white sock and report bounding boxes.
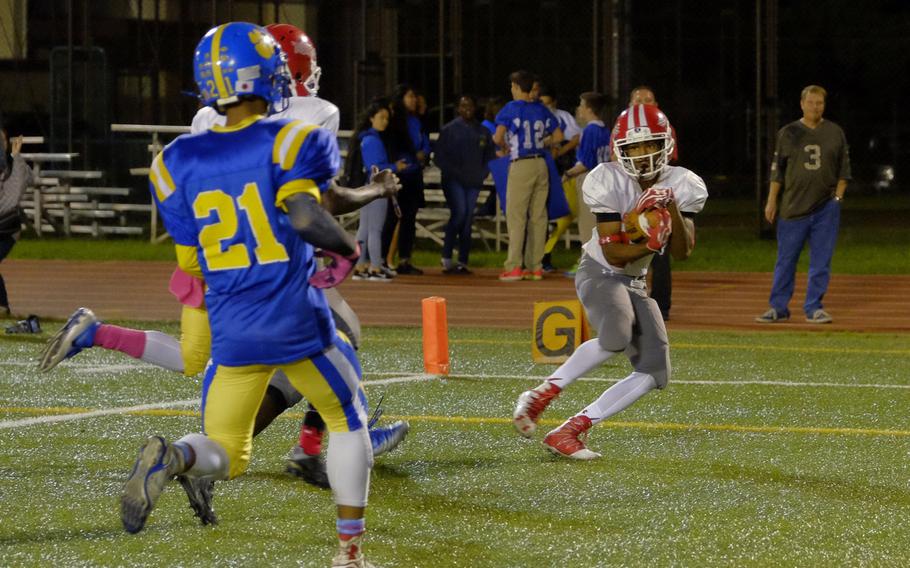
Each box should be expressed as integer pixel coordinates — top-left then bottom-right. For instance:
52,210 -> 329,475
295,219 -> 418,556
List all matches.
327,429 -> 372,508
141,331 -> 185,373
176,433 -> 229,479
547,338 -> 619,390
580,372 -> 658,425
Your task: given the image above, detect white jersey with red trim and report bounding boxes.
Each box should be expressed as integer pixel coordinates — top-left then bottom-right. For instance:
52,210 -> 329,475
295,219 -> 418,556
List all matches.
581,162 -> 707,276
190,96 -> 340,135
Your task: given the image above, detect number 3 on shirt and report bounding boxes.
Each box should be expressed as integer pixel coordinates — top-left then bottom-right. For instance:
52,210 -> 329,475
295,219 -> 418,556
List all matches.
194,182 -> 289,271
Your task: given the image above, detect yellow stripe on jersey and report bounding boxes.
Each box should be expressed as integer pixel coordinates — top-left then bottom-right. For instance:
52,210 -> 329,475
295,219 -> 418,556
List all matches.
272,121 -> 318,170
210,24 -> 229,101
150,151 -> 176,202
275,179 -> 321,211
175,244 -> 203,278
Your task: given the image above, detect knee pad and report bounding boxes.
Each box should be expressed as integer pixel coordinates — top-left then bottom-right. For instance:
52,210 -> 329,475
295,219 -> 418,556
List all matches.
597,329 -> 632,353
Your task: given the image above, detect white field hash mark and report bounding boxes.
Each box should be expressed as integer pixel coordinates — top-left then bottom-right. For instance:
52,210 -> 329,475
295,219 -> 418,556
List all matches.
0,374 -> 436,430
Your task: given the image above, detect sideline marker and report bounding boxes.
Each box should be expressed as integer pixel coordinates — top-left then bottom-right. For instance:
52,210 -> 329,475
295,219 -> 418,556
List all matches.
532,300 -> 585,364
422,296 -> 450,375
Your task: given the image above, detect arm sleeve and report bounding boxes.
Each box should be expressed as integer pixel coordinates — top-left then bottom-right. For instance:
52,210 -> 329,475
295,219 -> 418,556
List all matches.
582,167 -> 622,214
149,148 -> 197,247
322,106 -> 341,136
677,171 -> 709,214
432,127 -> 453,173
406,116 -> 430,155
495,104 -> 515,130
272,123 -> 341,210
577,125 -> 596,170
360,133 -> 395,172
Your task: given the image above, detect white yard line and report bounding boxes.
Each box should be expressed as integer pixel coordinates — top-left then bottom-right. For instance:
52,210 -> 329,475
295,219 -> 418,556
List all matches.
3,368 -> 908,431
0,399 -> 199,430
0,374 -> 430,430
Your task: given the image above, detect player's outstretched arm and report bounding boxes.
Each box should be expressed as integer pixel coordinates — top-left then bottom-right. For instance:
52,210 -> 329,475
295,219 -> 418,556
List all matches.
322,166 -> 401,215
284,193 -> 357,256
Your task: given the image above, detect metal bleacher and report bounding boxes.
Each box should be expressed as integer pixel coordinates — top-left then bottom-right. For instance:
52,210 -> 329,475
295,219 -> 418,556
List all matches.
20,125 -> 512,249
19,137 -> 143,237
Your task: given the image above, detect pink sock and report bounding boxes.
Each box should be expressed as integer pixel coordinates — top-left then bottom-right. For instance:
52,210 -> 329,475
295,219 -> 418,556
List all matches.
93,324 -> 147,359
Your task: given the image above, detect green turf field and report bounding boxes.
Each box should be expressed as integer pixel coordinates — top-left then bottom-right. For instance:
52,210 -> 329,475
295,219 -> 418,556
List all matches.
1,324 -> 909,566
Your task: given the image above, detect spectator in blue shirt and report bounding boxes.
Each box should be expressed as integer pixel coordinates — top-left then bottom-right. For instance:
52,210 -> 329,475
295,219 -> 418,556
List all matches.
493,70 -> 563,281
434,95 -> 496,274
353,100 -> 408,281
382,84 -> 431,275
543,91 -> 611,272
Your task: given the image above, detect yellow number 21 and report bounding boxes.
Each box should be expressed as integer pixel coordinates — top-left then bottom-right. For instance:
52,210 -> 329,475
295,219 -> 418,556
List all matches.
193,182 -> 289,271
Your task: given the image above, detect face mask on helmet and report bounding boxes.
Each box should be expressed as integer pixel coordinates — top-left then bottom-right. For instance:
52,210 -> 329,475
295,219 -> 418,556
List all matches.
265,23 -> 320,97
615,136 -> 674,180
193,22 -> 290,115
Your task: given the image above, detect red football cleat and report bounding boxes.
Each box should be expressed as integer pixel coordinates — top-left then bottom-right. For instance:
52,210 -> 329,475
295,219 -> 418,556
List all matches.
543,415 -> 601,460
513,382 -> 562,438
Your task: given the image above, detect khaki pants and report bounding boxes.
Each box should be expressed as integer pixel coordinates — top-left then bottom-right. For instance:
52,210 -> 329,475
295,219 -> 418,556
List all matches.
575,170 -> 596,244
505,157 -> 549,271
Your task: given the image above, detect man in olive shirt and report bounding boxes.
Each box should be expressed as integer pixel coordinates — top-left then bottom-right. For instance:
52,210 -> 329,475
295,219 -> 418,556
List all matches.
756,85 -> 850,324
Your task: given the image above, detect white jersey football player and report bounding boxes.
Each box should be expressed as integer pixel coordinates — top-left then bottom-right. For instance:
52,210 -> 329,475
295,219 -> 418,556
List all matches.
512,103 -> 707,459
190,25 -> 340,135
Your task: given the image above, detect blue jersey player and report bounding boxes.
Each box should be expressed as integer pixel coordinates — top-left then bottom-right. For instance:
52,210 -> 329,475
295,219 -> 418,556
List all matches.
119,22 -> 377,568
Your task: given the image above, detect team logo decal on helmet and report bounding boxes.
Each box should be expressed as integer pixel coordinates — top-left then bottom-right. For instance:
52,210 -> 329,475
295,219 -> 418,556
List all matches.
193,22 -> 290,114
612,104 -> 675,180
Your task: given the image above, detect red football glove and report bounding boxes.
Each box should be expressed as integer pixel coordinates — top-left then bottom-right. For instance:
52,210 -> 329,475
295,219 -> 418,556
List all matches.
635,187 -> 675,213
309,243 -> 361,289
645,208 -> 672,253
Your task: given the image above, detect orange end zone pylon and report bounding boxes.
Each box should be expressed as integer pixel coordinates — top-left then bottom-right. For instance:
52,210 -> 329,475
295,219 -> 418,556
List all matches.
422,296 -> 450,375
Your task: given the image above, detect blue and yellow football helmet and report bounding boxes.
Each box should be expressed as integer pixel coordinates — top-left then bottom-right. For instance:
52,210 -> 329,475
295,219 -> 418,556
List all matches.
193,21 -> 290,114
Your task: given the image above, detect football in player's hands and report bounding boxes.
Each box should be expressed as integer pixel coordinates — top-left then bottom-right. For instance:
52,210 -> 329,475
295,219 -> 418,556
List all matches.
623,207 -> 670,244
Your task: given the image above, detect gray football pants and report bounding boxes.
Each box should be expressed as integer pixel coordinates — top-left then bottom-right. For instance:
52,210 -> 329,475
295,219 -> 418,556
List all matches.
575,254 -> 671,388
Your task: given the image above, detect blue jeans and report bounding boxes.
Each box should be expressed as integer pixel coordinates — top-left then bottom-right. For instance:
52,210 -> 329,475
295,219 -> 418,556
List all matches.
769,198 -> 841,316
441,179 -> 481,265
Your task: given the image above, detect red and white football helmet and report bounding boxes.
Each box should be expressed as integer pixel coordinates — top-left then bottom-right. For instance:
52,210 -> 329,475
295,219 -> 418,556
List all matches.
266,23 -> 321,96
612,104 -> 675,180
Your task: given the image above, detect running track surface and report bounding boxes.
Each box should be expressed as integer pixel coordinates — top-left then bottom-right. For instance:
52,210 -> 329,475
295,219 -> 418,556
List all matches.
5,260 -> 909,332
